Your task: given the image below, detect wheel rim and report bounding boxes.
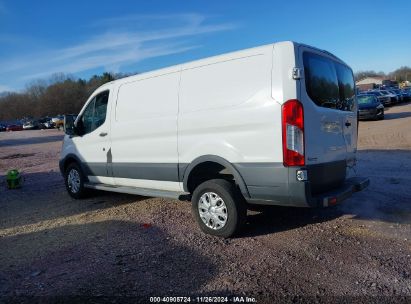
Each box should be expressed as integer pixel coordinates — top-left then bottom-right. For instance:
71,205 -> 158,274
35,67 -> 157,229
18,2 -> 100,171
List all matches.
198,192 -> 228,230
67,169 -> 81,193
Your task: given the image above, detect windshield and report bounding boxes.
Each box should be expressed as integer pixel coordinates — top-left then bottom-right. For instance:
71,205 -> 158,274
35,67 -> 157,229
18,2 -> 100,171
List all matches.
357,95 -> 376,105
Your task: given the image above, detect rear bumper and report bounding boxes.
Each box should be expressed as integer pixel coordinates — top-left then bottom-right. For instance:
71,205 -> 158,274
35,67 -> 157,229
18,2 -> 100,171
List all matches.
246,175 -> 369,208
239,161 -> 370,208
307,176 -> 369,207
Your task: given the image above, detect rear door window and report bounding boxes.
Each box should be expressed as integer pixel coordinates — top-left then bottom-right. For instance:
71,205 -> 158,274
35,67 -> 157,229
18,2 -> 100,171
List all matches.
303,52 -> 355,111
335,63 -> 355,111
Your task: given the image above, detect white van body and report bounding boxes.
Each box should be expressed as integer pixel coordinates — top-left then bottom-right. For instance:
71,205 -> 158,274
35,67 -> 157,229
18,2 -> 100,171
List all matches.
60,41 -> 369,236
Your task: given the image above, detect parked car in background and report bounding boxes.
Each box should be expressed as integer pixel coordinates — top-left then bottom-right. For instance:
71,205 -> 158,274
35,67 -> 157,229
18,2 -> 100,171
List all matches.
44,120 -> 54,129
400,89 -> 411,102
400,90 -> 409,101
403,89 -> 411,101
22,120 -> 39,130
6,124 -> 23,131
0,124 -> 6,132
388,89 -> 404,102
359,91 -> 391,106
382,80 -> 398,88
357,95 -> 384,120
38,117 -> 52,129
379,90 -> 398,104
51,116 -> 64,129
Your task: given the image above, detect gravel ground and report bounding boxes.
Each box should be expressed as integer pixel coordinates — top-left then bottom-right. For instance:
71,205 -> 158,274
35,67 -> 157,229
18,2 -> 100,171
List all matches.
0,103 -> 411,303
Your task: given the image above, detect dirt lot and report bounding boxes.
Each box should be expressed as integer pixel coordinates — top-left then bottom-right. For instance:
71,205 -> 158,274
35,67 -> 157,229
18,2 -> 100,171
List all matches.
1,103 -> 411,303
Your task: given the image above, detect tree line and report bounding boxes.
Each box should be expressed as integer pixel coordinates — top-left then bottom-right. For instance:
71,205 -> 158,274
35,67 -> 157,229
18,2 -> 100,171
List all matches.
0,72 -> 133,121
355,66 -> 411,82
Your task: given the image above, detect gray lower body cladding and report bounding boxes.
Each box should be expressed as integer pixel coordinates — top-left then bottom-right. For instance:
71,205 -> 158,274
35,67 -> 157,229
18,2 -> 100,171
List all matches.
59,156 -> 368,208
59,156 -> 179,182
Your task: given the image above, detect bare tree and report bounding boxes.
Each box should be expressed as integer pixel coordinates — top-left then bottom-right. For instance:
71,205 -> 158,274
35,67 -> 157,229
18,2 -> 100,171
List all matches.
0,72 -> 115,121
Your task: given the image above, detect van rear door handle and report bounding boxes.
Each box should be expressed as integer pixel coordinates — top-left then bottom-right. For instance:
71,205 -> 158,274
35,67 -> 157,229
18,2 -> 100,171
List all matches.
99,132 -> 108,137
345,121 -> 351,127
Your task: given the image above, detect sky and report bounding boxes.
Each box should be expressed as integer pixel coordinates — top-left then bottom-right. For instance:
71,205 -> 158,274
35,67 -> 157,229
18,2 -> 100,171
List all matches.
0,0 -> 410,93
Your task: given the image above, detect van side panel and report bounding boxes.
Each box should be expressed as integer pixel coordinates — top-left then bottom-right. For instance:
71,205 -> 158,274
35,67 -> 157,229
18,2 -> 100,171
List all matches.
178,46 -> 281,164
110,70 -> 181,191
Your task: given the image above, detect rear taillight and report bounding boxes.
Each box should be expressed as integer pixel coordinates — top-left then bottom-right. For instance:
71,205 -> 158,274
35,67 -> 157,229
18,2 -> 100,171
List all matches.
282,99 -> 305,166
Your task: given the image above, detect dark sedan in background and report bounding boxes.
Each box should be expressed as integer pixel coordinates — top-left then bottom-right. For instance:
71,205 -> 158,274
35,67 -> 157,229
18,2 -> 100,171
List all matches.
359,91 -> 391,106
358,95 -> 384,120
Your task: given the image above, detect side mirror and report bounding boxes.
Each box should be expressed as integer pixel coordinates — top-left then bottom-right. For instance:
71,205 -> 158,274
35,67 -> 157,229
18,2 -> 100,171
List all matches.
64,115 -> 77,135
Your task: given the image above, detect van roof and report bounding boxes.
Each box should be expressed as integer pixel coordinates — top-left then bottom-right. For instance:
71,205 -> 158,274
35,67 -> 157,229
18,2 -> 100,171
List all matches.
103,41 -> 345,87
104,41 -> 288,87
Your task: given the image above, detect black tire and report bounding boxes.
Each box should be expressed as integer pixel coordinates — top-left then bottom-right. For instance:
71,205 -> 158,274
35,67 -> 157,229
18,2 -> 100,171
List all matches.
64,162 -> 88,199
379,110 -> 385,120
191,179 -> 247,238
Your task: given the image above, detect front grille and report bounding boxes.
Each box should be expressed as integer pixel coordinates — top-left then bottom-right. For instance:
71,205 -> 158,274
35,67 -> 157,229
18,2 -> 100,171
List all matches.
359,109 -> 377,115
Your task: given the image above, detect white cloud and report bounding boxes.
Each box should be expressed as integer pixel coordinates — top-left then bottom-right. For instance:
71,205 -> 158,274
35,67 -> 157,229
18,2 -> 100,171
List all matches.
24,43 -> 200,80
0,13 -> 236,85
90,13 -> 207,29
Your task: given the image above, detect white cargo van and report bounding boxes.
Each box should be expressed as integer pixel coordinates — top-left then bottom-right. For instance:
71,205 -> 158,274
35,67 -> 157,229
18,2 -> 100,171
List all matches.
60,41 -> 369,237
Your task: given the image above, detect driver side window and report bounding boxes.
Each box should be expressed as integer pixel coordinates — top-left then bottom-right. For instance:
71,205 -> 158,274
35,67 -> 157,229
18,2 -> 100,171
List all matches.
81,98 -> 95,135
80,90 -> 109,135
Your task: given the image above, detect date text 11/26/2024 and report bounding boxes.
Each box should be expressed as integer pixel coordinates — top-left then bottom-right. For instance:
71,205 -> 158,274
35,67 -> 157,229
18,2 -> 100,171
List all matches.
149,296 -> 257,303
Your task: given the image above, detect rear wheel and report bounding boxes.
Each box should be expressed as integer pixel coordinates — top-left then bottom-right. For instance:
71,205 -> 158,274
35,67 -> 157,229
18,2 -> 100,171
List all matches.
64,162 -> 88,199
192,179 -> 246,238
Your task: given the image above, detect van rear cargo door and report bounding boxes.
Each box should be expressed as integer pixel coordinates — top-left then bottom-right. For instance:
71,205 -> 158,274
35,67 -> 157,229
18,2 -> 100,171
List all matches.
297,46 -> 357,191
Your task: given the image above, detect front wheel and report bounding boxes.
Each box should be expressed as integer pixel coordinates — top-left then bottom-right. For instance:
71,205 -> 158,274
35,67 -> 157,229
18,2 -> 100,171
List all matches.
192,179 -> 247,238
64,162 -> 88,199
